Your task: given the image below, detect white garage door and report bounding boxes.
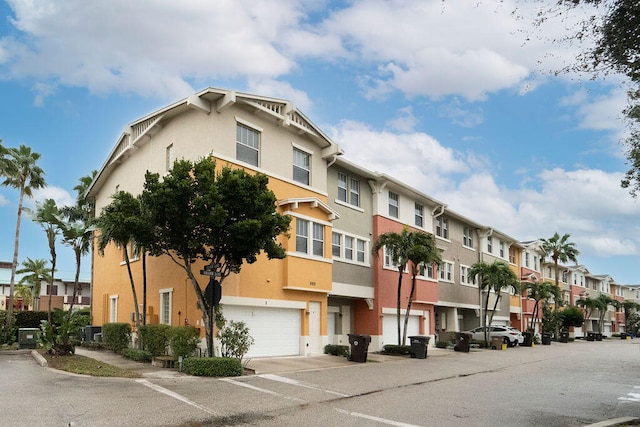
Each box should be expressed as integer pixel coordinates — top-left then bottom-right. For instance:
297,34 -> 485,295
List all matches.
383,314 -> 419,346
221,305 -> 301,357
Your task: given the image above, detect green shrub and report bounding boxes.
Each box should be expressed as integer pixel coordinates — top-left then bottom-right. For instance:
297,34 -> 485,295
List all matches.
15,311 -> 49,328
182,357 -> 242,377
102,323 -> 131,353
80,341 -> 105,350
324,344 -> 349,357
169,326 -> 200,360
435,341 -> 448,349
382,344 -> 411,355
0,311 -> 17,345
139,324 -> 172,357
122,348 -> 152,362
218,320 -> 254,363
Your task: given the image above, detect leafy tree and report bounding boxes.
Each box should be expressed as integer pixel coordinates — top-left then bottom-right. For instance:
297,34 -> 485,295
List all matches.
470,261 -> 519,346
217,319 -> 255,364
627,311 -> 640,336
621,300 -> 640,330
14,284 -> 33,311
96,191 -> 149,340
141,157 -> 290,357
17,257 -> 52,311
559,305 -> 585,332
576,296 -> 615,333
1,145 -> 46,340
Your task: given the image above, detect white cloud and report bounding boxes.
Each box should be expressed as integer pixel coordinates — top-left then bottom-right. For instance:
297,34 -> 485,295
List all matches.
0,194 -> 9,207
28,186 -> 74,210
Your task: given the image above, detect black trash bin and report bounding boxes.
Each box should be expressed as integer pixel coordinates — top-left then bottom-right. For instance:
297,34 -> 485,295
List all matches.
409,335 -> 430,359
348,334 -> 371,363
522,332 -> 533,347
454,332 -> 471,352
586,332 -> 595,341
560,331 -> 569,343
621,333 -> 628,340
595,332 -> 603,341
541,333 -> 551,345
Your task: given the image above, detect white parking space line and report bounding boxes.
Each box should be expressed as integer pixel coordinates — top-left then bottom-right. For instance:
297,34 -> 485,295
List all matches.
136,379 -> 218,415
335,408 -> 421,427
618,385 -> 640,402
220,378 -> 307,403
258,374 -> 351,397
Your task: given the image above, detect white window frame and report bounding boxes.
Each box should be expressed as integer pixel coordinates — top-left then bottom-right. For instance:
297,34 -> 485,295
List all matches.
166,144 -> 174,172
462,227 -> 473,248
295,218 -> 325,258
312,223 -> 324,257
439,261 -> 454,283
109,295 -> 118,323
460,265 -> 476,287
236,121 -> 260,167
436,216 -> 449,239
159,288 -> 173,325
415,203 -> 424,228
344,235 -> 354,261
487,236 -> 493,254
388,191 -> 399,218
293,147 -> 311,185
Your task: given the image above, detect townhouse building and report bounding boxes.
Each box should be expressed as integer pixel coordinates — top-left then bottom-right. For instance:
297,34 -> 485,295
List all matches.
87,88 -> 343,358
517,241 -> 544,333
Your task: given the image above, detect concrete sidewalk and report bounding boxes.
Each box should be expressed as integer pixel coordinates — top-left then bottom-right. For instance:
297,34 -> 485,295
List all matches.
73,347 -> 186,379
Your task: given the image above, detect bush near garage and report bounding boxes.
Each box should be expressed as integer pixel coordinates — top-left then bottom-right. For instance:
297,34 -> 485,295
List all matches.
169,326 -> 200,360
382,344 -> 411,356
324,344 -> 350,357
102,323 -> 131,353
182,357 -> 242,377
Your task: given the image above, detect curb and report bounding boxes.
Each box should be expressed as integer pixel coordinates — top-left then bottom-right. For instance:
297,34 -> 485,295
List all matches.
30,349 -> 48,367
585,417 -> 639,427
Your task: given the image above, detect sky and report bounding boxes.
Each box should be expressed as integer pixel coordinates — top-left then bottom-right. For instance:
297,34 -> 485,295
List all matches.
0,0 -> 638,284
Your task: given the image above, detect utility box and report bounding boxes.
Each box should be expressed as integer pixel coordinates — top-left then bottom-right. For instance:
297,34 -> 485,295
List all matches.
18,328 -> 39,349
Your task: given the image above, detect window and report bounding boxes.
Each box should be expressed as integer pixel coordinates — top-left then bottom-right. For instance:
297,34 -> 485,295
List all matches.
160,288 -> 173,325
332,232 -> 341,257
463,227 -> 473,248
534,256 -> 538,271
312,223 -> 324,256
337,172 -> 360,207
487,236 -> 493,253
388,191 -> 399,218
499,242 -> 505,258
525,252 -> 530,268
345,236 -> 354,260
293,148 -> 310,185
547,267 -> 552,278
439,261 -> 453,282
296,219 -> 309,253
415,203 -> 423,227
562,271 -> 568,283
461,266 -> 475,286
436,217 -> 449,239
296,218 -> 325,257
419,262 -> 436,279
356,239 -> 365,263
166,144 -> 174,172
109,295 -> 118,323
236,123 -> 259,166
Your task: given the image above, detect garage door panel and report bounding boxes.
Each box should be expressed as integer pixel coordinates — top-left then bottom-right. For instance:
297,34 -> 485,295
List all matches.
383,314 -> 419,346
221,305 -> 301,357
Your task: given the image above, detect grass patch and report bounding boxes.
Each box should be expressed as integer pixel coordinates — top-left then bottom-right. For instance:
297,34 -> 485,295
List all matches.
41,352 -> 142,378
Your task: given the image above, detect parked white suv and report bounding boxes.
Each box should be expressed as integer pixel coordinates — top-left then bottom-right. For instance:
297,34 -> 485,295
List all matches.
464,325 -> 523,347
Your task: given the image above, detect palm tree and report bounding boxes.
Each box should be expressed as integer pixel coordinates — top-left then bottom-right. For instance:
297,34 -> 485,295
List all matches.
14,285 -> 33,311
17,258 -> 52,311
577,297 -> 600,333
621,300 -> 640,331
372,227 -> 419,345
470,261 -> 519,346
96,191 -> 148,343
540,232 -> 580,300
1,145 -> 46,335
593,294 -> 615,334
523,281 -> 560,335
26,199 -> 60,325
402,232 -> 442,345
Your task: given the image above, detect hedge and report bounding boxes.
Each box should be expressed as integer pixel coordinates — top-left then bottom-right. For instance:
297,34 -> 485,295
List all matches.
182,357 -> 242,377
121,348 -> 153,362
139,324 -> 172,357
102,323 -> 131,353
324,344 -> 350,357
382,344 -> 411,356
15,311 -> 49,329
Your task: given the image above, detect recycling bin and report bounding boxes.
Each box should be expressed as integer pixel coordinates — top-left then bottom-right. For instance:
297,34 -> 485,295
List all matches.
348,334 -> 371,363
541,333 -> 551,345
454,332 -> 471,352
409,335 -> 430,359
18,328 -> 39,349
491,336 -> 506,350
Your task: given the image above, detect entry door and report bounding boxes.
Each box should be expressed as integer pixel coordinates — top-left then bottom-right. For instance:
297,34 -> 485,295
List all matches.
308,302 -> 321,355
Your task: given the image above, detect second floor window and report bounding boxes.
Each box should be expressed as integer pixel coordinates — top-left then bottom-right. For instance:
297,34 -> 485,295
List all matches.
337,173 -> 360,207
293,148 -> 310,185
236,123 -> 259,166
388,191 -> 399,218
463,227 -> 473,248
296,219 -> 324,257
487,236 -> 493,253
415,203 -> 423,227
436,216 -> 448,239
499,242 -> 505,258
439,261 -> 453,282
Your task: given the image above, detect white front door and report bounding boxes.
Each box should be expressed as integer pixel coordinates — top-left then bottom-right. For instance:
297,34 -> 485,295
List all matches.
308,302 -> 321,355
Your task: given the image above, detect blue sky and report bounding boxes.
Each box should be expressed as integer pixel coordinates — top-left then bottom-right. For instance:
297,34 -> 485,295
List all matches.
0,0 -> 638,284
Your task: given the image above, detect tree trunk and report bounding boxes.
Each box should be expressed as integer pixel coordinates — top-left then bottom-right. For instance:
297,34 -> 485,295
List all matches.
5,186 -> 25,333
396,266 -> 404,345
402,273 -> 418,345
142,252 -> 147,326
124,249 -> 142,348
